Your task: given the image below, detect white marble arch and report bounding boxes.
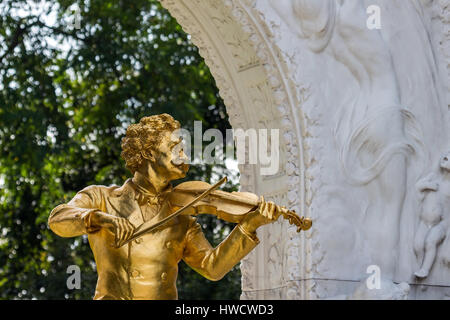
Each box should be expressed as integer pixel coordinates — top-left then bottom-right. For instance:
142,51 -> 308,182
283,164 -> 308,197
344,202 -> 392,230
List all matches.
157,0 -> 312,299
158,0 -> 450,299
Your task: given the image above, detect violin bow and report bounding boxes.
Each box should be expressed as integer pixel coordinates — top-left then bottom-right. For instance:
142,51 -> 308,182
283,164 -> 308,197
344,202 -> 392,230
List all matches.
120,176 -> 228,247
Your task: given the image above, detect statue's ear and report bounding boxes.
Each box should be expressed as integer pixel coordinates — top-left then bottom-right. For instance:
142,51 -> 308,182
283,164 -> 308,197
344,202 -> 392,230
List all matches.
141,149 -> 155,162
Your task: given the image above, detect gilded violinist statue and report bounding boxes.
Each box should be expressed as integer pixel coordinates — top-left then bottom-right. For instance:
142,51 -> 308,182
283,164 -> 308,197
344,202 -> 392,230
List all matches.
48,113 -> 311,300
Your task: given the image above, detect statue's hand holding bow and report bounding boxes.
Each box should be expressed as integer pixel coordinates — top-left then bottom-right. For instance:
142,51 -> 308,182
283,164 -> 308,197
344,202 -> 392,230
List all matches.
87,211 -> 135,248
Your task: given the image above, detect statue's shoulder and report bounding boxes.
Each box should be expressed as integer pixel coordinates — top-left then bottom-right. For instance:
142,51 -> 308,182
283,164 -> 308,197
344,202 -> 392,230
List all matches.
77,180 -> 129,198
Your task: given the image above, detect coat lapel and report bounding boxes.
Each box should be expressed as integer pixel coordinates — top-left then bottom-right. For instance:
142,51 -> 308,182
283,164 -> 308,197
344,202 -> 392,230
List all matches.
106,180 -> 144,228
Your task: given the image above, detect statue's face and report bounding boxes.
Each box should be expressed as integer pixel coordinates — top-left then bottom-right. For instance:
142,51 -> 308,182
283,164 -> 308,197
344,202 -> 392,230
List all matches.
152,130 -> 189,181
440,151 -> 450,171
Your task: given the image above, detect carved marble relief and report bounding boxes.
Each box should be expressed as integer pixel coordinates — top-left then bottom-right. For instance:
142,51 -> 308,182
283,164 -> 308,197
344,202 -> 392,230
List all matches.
268,0 -> 450,298
414,151 -> 450,279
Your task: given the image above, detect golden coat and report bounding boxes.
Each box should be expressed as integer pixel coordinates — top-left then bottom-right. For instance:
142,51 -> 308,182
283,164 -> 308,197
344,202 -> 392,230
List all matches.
48,179 -> 259,300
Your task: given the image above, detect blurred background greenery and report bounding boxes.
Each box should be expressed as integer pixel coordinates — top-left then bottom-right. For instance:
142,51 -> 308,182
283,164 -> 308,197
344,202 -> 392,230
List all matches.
0,0 -> 241,299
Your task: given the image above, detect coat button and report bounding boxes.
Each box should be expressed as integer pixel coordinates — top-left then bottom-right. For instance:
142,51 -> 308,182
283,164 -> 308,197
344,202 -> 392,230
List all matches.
134,238 -> 143,244
161,272 -> 167,282
130,269 -> 140,278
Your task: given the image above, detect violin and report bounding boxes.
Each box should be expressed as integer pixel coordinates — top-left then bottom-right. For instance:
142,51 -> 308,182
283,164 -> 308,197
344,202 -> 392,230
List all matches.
122,177 -> 312,246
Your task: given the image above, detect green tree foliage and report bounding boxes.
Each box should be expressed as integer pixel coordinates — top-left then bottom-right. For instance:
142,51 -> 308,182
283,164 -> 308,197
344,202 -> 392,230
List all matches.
0,0 -> 241,299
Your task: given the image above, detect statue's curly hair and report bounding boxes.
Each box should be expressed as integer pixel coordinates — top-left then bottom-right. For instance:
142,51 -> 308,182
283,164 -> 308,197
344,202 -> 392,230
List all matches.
121,114 -> 180,174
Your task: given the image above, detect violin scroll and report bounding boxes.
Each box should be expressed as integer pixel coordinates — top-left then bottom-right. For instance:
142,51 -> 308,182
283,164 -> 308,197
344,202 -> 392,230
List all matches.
278,206 -> 312,233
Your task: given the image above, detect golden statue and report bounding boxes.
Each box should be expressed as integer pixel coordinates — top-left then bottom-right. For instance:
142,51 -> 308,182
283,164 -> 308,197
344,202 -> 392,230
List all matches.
48,114 -> 311,300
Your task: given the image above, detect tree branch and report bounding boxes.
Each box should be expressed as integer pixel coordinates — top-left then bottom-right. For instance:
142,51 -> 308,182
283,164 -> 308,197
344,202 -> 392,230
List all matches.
34,20 -> 89,43
0,19 -> 29,63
